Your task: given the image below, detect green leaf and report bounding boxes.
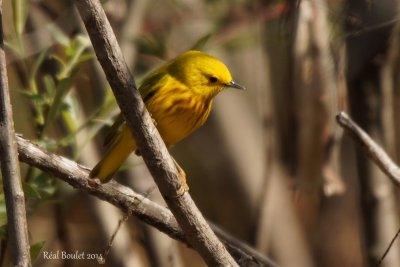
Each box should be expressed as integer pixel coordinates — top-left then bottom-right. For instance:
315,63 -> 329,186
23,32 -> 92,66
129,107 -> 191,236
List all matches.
78,52 -> 95,64
29,49 -> 50,82
30,240 -> 46,260
222,32 -> 257,51
12,0 -> 29,36
60,35 -> 91,79
47,24 -> 70,47
4,40 -> 22,57
23,183 -> 42,199
24,172 -> 58,198
42,71 -> 78,134
135,36 -> 166,59
36,138 -> 58,151
57,98 -> 116,152
60,96 -> 79,144
49,55 -> 67,71
190,33 -> 213,50
43,75 -> 56,97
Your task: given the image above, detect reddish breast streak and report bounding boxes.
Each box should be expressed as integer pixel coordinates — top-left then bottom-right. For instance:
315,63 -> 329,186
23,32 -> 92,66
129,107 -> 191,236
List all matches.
191,101 -> 212,129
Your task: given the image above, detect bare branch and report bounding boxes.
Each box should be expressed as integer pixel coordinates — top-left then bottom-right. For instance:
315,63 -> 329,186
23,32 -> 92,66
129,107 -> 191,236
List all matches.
336,111 -> 400,186
0,2 -> 31,266
72,0 -> 238,265
377,226 -> 400,267
16,134 -> 278,267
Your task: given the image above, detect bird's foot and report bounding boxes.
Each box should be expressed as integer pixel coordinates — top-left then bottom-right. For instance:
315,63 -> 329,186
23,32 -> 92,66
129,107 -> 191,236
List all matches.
177,172 -> 189,196
174,159 -> 189,196
88,177 -> 101,187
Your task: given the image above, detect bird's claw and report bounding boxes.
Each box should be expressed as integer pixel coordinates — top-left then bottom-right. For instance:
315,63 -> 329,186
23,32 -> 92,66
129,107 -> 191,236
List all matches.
174,159 -> 189,196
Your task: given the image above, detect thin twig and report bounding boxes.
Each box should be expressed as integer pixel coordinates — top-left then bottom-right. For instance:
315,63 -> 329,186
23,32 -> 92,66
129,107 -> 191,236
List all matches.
101,213 -> 130,264
344,16 -> 400,39
73,0 -> 238,265
336,111 -> 400,186
0,2 -> 31,266
16,134 -> 278,267
376,226 -> 400,267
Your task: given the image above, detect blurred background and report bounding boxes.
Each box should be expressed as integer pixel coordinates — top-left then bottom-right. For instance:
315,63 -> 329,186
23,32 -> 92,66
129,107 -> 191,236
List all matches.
1,0 -> 400,266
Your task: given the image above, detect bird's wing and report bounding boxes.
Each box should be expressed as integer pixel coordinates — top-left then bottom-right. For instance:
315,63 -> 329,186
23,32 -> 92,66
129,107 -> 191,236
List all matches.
102,68 -> 169,150
103,112 -> 125,149
139,69 -> 169,102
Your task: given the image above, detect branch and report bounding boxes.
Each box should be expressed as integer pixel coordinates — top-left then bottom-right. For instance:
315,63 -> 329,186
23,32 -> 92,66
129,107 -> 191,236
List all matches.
0,2 -> 31,266
336,111 -> 400,186
73,0 -> 238,265
16,135 -> 278,267
377,226 -> 400,267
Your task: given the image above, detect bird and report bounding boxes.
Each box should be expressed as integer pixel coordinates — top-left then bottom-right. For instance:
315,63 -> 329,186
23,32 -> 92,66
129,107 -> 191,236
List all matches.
89,50 -> 245,183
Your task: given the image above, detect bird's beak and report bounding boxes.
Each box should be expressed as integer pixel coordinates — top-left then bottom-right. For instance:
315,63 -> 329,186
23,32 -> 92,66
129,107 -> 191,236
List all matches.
226,80 -> 246,90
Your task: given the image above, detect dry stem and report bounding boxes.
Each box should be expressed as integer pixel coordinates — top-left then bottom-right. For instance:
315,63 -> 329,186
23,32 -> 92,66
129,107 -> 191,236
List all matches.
73,0 -> 239,265
0,2 -> 31,265
16,134 -> 278,267
336,112 -> 400,186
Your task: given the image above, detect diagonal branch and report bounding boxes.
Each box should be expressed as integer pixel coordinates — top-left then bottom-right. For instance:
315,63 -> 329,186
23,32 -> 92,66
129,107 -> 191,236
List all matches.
73,0 -> 238,265
336,111 -> 400,186
16,134 -> 278,267
0,2 -> 31,266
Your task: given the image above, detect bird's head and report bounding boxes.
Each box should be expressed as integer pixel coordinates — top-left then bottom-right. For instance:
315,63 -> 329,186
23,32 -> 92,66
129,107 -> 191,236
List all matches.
167,50 -> 245,98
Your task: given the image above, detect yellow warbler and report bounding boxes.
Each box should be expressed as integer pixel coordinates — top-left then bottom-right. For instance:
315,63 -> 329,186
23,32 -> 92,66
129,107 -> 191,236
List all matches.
90,50 -> 245,182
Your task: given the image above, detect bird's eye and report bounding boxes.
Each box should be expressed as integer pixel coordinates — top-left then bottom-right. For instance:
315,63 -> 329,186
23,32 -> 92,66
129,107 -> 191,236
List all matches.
208,76 -> 218,83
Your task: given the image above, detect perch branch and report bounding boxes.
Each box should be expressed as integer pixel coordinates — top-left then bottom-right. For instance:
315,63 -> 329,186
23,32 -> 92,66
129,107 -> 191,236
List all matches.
75,0 -> 238,266
16,135 -> 278,267
0,2 -> 31,266
73,0 -> 238,265
336,111 -> 400,186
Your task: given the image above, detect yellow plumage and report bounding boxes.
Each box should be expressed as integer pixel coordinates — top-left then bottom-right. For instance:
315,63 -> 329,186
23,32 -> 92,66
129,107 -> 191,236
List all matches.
90,50 -> 244,182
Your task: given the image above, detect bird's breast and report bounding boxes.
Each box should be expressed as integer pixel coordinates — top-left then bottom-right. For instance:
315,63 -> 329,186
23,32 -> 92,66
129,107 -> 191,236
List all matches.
146,90 -> 212,145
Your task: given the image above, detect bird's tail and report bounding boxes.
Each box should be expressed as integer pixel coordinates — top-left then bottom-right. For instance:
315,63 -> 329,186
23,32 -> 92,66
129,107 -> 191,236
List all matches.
89,127 -> 136,182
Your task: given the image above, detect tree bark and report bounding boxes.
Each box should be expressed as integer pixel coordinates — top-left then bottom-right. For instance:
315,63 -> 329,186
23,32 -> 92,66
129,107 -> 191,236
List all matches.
0,1 -> 31,265
73,0 -> 239,265
16,134 -> 278,267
